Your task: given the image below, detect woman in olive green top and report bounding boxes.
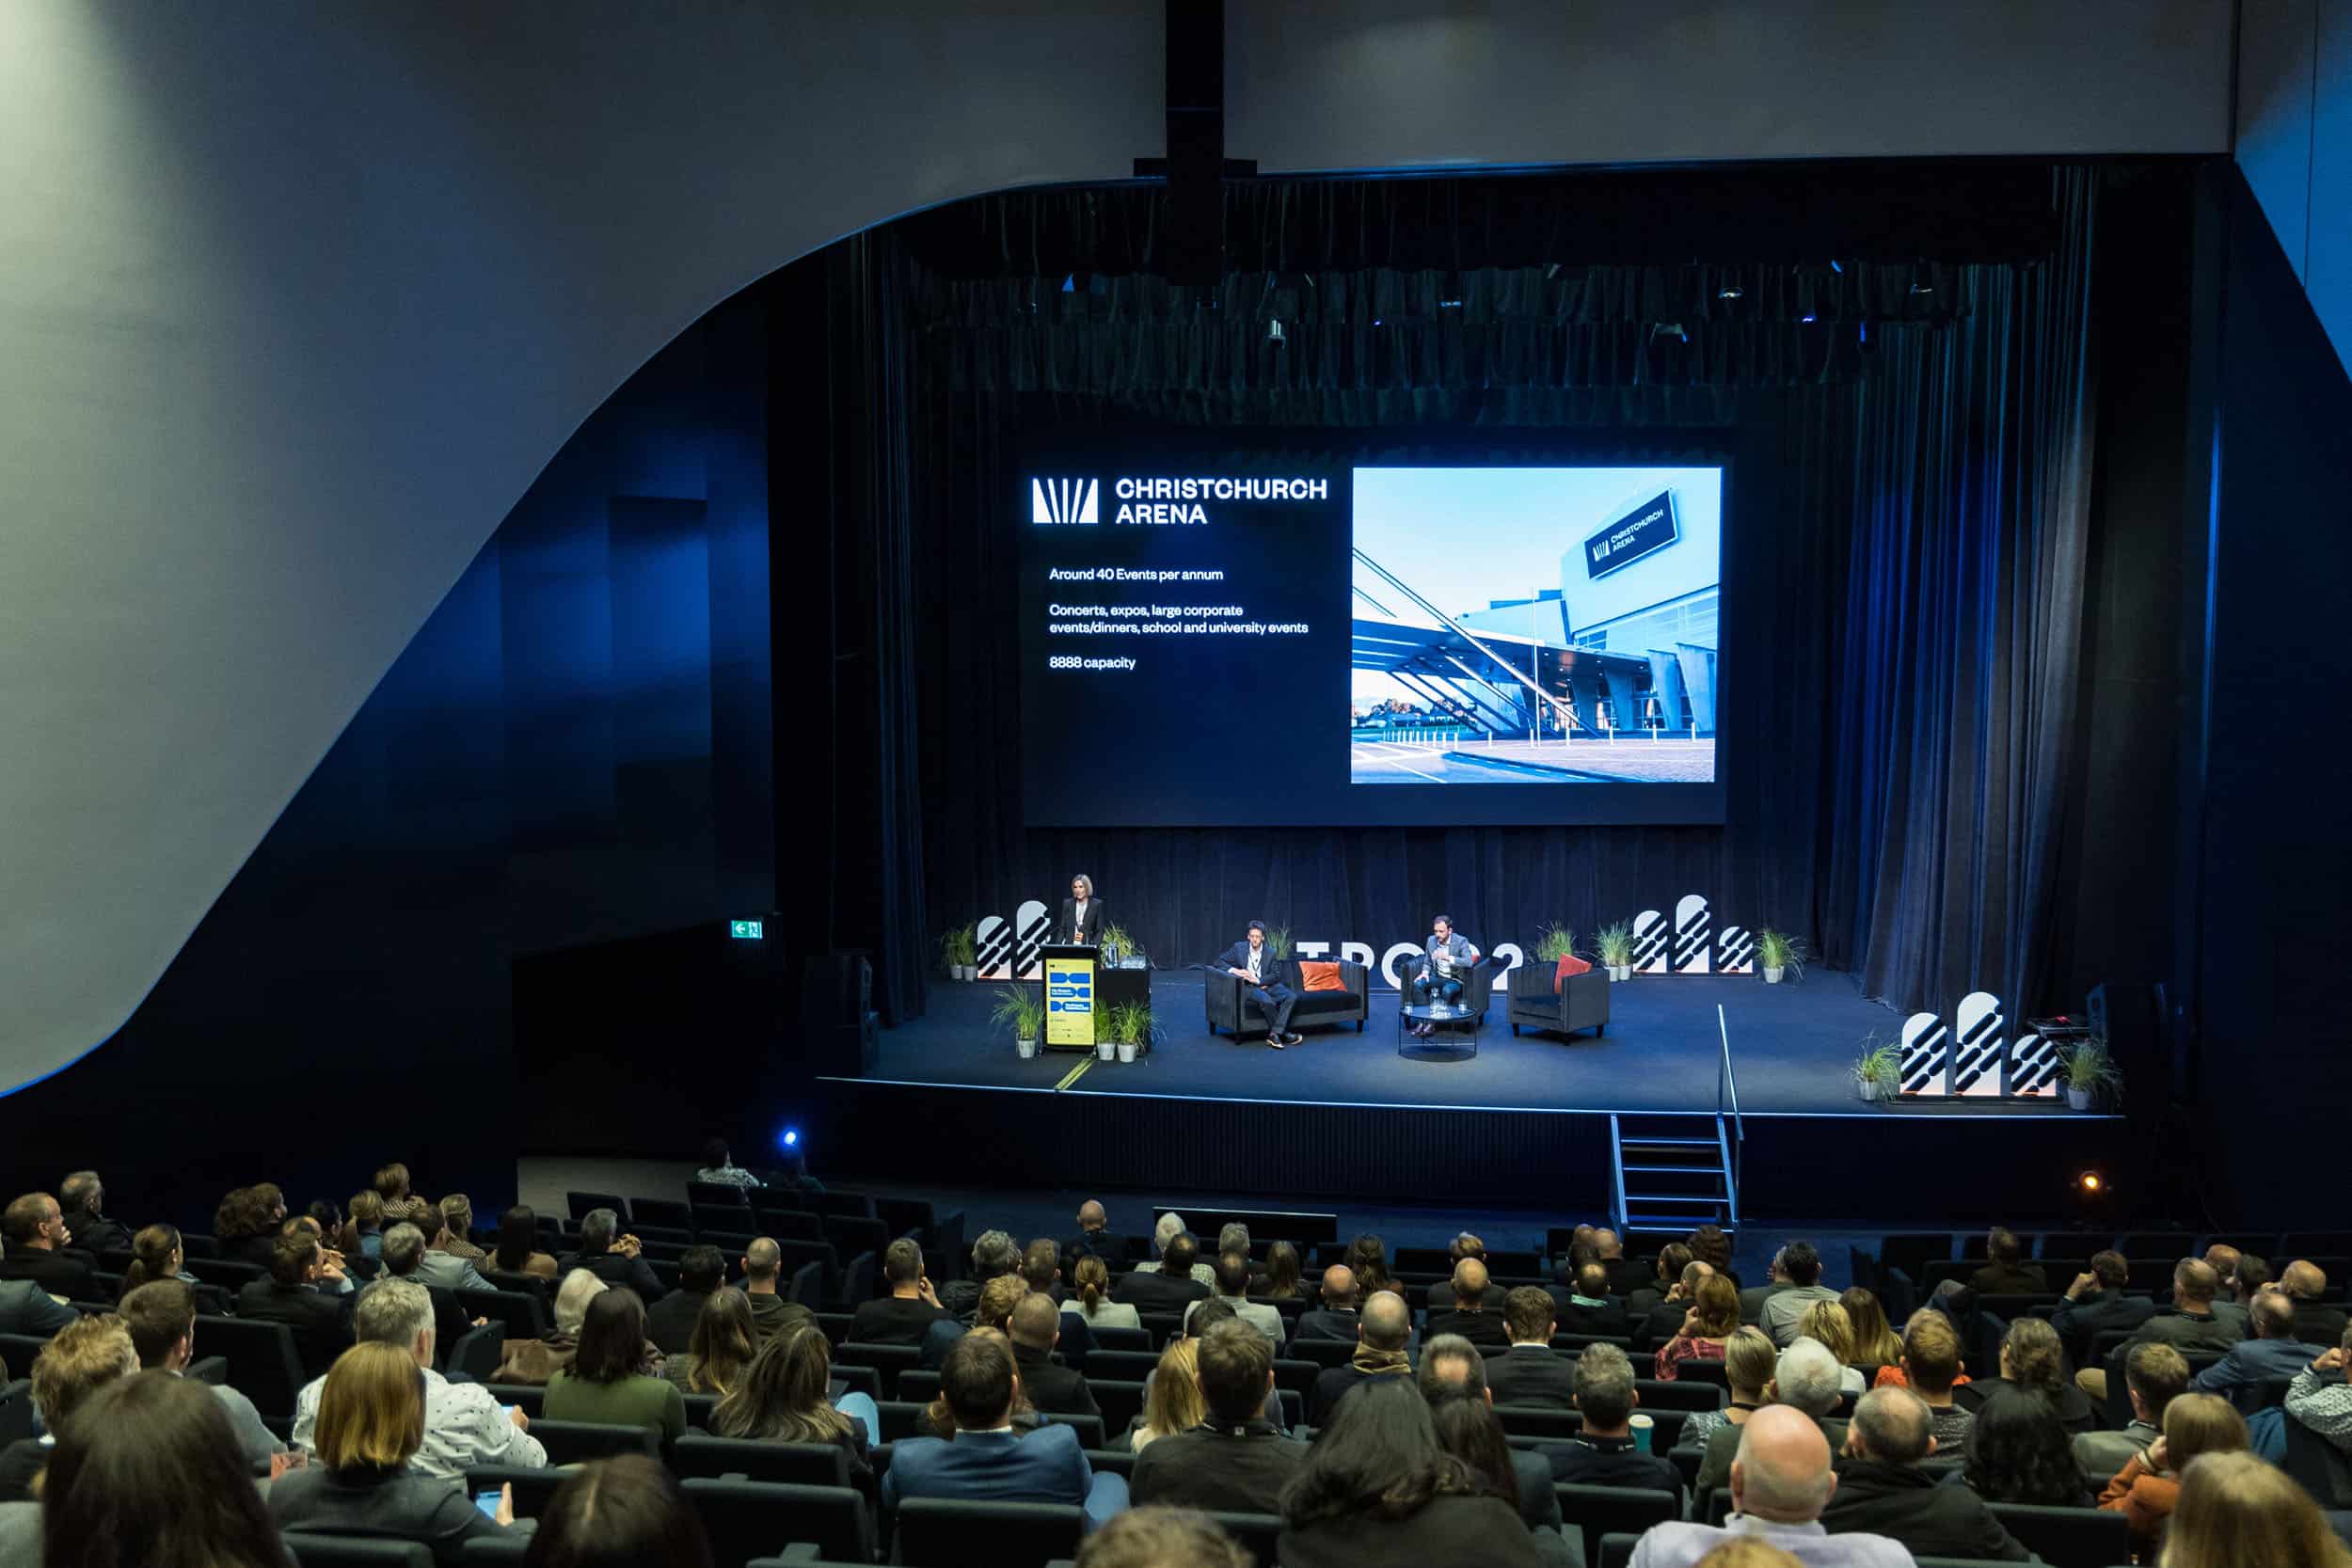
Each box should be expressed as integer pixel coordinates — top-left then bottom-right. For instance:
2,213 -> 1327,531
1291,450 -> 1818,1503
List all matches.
545,1288 -> 686,1445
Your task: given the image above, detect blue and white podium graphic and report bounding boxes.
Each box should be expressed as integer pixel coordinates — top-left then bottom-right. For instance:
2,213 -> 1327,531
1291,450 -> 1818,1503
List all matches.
1043,950 -> 1096,1048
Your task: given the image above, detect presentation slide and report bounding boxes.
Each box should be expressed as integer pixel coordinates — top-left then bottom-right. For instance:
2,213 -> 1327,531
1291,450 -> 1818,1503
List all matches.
1018,431 -> 1724,828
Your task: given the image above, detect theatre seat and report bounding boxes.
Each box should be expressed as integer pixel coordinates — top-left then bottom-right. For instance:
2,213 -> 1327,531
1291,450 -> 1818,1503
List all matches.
1508,962 -> 1611,1041
1203,959 -> 1369,1037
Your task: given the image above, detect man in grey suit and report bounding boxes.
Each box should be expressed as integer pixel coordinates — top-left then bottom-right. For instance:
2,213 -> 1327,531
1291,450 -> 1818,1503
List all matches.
0,1275 -> 74,1337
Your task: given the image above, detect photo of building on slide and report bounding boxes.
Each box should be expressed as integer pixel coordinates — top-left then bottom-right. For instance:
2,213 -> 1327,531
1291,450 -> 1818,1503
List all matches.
1350,467 -> 1722,784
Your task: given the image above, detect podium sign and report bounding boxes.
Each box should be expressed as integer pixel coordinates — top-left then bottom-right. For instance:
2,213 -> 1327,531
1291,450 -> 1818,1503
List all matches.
1042,945 -> 1097,1048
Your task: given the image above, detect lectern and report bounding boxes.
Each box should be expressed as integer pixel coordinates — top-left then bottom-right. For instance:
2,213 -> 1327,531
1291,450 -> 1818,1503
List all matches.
1041,943 -> 1098,1050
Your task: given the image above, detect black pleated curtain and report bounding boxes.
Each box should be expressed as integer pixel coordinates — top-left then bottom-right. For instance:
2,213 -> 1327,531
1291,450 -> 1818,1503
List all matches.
802,169 -> 2099,1026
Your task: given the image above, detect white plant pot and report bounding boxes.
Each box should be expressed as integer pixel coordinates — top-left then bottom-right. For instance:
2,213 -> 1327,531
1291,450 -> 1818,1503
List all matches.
1857,1078 -> 1882,1101
1116,1041 -> 1137,1064
1763,966 -> 1785,984
2065,1086 -> 2091,1111
1015,1037 -> 1038,1059
1096,1041 -> 1116,1062
1613,964 -> 1632,982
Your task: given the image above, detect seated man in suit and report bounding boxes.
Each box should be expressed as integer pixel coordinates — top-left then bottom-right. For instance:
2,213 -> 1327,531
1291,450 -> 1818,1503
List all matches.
2075,1341 -> 2189,1484
2052,1249 -> 2155,1364
1423,1233 -> 1486,1311
556,1208 -> 665,1302
1114,1232 -> 1214,1312
2189,1287 -> 2326,1413
1007,1291 -> 1099,1418
882,1332 -> 1126,1526
1966,1227 -> 2048,1296
237,1231 -> 356,1382
1555,1260 -> 1630,1338
56,1171 -> 133,1259
1426,1259 -> 1511,1350
1293,1264 -> 1364,1343
1308,1288 -> 1416,1427
647,1244 -> 727,1355
1133,1321 -> 1307,1513
1629,1243 -> 1695,1322
410,1210 -> 494,1295
1486,1286 -> 1578,1410
119,1279 -> 286,1475
379,1222 -> 487,1358
1406,913 -> 1480,1038
1549,1342 -> 1684,1505
1419,1335 -> 1565,1538
1183,1250 -> 1284,1347
0,1192 -> 95,1301
1216,920 -> 1299,1049
2280,1259 -> 2350,1348
1062,1201 -> 1130,1272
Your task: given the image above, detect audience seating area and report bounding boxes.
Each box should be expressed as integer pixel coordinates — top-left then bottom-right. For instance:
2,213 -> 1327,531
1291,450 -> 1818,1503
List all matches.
8,1170 -> 2352,1568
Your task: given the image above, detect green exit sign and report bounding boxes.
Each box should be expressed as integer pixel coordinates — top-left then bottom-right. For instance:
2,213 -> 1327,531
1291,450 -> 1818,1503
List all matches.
730,919 -> 765,940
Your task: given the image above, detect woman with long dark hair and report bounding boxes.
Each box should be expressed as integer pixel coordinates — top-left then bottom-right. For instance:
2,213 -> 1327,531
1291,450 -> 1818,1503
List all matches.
663,1287 -> 757,1397
1343,1235 -> 1393,1296
1427,1389 -> 1550,1534
545,1289 -> 685,1443
41,1370 -> 296,1568
1964,1388 -> 2092,1506
522,1453 -> 716,1568
1254,1240 -> 1303,1300
492,1204 -> 560,1279
1278,1377 -> 1540,1568
708,1324 -> 876,1483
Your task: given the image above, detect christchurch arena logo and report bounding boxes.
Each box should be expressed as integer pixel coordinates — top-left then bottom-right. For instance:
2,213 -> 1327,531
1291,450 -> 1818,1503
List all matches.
1031,478 -> 1098,525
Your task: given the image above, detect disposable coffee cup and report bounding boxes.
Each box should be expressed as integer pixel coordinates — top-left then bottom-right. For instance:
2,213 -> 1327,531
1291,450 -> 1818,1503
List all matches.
1629,1413 -> 1654,1452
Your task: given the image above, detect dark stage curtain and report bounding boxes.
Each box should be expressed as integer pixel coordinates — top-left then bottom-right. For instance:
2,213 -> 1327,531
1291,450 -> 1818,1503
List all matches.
799,168 -> 2103,1022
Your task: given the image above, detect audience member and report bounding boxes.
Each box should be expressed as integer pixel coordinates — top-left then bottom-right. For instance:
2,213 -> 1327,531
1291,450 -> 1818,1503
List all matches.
739,1237 -> 814,1341
883,1333 -> 1126,1524
269,1339 -> 522,1560
853,1237 -> 950,1344
1822,1386 -> 2026,1560
1308,1288 -> 1415,1427
1555,1259 -> 1630,1338
1064,1200 -> 1131,1270
2160,1448 -> 2352,1568
33,1370 -> 297,1568
1757,1243 -> 1838,1348
1635,1405 -> 1911,1568
1549,1342 -> 1683,1502
238,1230 -> 354,1381
1965,1228 -> 2046,1295
0,1251 -> 74,1337
940,1229 -> 1020,1320
1688,1224 -> 1736,1283
1133,1213 -> 1219,1287
1277,1376 -> 1541,1568
1695,1338 -> 1847,1496
2080,1259 -> 2242,1403
1066,1252 -> 1142,1331
2190,1286 -> 2326,1411
2096,1390 -> 2248,1560
0,1315 -> 138,1502
1836,1290 -> 1901,1373
1963,1387 -> 2090,1506
380,1220 -> 482,1356
2280,1259 -> 2350,1347
1342,1233 -> 1394,1296
1125,1338 -> 1205,1454
432,1195 -> 486,1264
1486,1285 -> 1576,1409
1657,1274 -> 1742,1381
389,1214 -> 485,1300
693,1137 -> 763,1190
215,1186 -> 281,1269
522,1452 -> 718,1568
491,1204 -> 560,1280
341,1191 -> 387,1262
118,1279 -> 285,1472
1424,1233 -> 1489,1310
1793,1302 -> 1868,1397
709,1323 -> 876,1484
647,1244 -> 727,1354
1417,1334 -> 1564,1540
56,1172 -> 130,1258
1132,1320 -> 1305,1513
495,1267 -> 605,1384
290,1277 -> 545,1477
1073,1505 -> 1251,1568
1009,1291 -> 1100,1417
974,1272 -> 1028,1334
1117,1231 -> 1215,1310
2074,1340 -> 2189,1481
2052,1250 -> 2153,1363
117,1221 -> 230,1314
1019,1236 -> 1066,1305
1184,1249 -> 1283,1344
558,1209 -> 664,1301
0,1193 -> 95,1300
1679,1325 -> 1778,1450
1960,1316 -> 2095,1433
662,1286 -> 756,1396
546,1288 -> 685,1444
373,1163 -> 412,1205
1254,1240 -> 1303,1299
2283,1323 -> 2352,1454
1294,1264 -> 1364,1341
1216,1222 -> 1252,1261
1878,1311 -> 1972,1450
1429,1257 -> 1514,1348
1641,1260 -> 1718,1350
1631,1243 -> 1696,1320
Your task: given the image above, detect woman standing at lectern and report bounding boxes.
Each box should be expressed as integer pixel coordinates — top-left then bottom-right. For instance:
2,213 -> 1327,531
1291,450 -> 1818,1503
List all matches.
1060,874 -> 1104,946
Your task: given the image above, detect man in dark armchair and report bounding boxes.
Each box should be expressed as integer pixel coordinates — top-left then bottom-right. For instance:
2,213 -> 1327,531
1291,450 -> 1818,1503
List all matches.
1407,913 -> 1480,1038
1216,920 -> 1299,1050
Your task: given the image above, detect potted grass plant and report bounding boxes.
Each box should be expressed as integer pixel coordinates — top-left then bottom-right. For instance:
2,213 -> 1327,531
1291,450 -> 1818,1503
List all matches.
1756,928 -> 1806,984
940,923 -> 977,981
1269,926 -> 1294,961
1596,921 -> 1635,982
1104,999 -> 1155,1064
1535,922 -> 1578,966
2058,1037 -> 2122,1111
1851,1037 -> 1903,1103
1100,921 -> 1131,967
991,985 -> 1045,1058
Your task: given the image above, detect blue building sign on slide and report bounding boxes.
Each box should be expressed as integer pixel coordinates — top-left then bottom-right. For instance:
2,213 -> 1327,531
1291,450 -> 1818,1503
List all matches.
1583,490 -> 1679,579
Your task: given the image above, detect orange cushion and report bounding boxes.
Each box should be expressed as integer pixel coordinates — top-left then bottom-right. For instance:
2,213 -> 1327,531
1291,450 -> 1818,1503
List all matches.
1554,954 -> 1593,991
1299,960 -> 1346,993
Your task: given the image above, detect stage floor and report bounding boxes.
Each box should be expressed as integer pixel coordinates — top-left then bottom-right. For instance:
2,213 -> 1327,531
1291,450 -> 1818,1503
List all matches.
831,970 -> 2074,1118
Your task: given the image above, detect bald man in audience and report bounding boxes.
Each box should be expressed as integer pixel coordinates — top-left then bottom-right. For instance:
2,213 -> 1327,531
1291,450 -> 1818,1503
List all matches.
1294,1264 -> 1362,1342
2281,1260 -> 2349,1347
1427,1258 -> 1511,1349
1637,1259 -> 1716,1348
2079,1258 -> 2242,1401
741,1238 -> 813,1343
1822,1387 -> 2029,1560
1422,1232 -> 1486,1310
1557,1259 -> 1631,1338
1307,1288 -> 1415,1426
1008,1291 -> 1099,1417
1631,1405 -> 1914,1567
1063,1200 -> 1129,1271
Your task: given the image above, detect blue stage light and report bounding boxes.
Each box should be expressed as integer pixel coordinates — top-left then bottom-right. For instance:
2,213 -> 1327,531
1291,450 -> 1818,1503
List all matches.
1060,274 -> 1075,293
1801,312 -> 1817,324
777,1126 -> 801,1151
1831,259 -> 1844,274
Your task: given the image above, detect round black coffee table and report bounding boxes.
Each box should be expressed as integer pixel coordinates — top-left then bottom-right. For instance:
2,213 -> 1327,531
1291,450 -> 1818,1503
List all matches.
1397,1001 -> 1479,1063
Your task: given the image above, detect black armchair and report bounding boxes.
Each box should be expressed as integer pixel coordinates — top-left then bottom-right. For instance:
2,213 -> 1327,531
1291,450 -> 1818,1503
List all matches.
1507,962 -> 1611,1040
1400,953 -> 1500,1017
1203,958 -> 1369,1037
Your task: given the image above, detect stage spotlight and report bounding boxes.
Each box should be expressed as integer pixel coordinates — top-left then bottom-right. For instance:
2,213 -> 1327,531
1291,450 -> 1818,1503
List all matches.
1801,312 -> 1818,324
1719,284 -> 1743,300
777,1125 -> 801,1152
2077,1170 -> 2103,1193
1830,259 -> 1844,274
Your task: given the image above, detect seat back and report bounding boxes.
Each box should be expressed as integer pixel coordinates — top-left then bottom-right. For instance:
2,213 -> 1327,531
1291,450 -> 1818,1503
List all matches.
1632,1377 -> 1723,1413
280,1536 -> 437,1568
1037,1411 -> 1105,1448
756,1209 -> 827,1243
687,1181 -> 755,1210
682,1478 -> 873,1568
529,1418 -> 660,1465
833,1340 -> 920,1397
565,1191 -> 629,1223
1984,1500 -> 2131,1568
892,1497 -> 1085,1568
193,1315 -> 307,1418
1553,1482 -> 1678,1564
1089,1379 -> 1148,1439
1081,1348 -> 1163,1381
184,1256 -> 267,1291
476,1384 -> 546,1419
465,1464 -> 572,1519
838,1250 -> 876,1308
787,1259 -> 824,1308
672,1433 -> 850,1488
1080,1323 -> 1152,1353
456,1539 -> 532,1563
1200,1512 -> 1281,1566
632,1198 -> 694,1231
445,1322 -> 506,1384
0,1380 -> 34,1445
1598,1534 -> 1642,1568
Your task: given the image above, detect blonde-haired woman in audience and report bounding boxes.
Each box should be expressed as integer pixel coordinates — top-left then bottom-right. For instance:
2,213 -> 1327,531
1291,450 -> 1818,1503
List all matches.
1063,1253 -> 1142,1331
1838,1287 -> 1903,1372
2098,1390 -> 2247,1561
2162,1448 -> 2352,1568
1677,1325 -> 1778,1449
1122,1337 -> 1205,1455
341,1190 -> 386,1263
1654,1274 -> 1741,1380
1793,1300 -> 1868,1396
662,1286 -> 757,1396
494,1267 -> 607,1384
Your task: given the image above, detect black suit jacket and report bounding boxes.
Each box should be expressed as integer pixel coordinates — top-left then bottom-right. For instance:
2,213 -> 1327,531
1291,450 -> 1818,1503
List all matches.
1308,1362 -> 1414,1428
1059,897 -> 1104,946
2050,1289 -> 2157,1360
71,1216 -> 135,1258
237,1278 -> 355,1381
1064,1227 -> 1132,1271
1820,1459 -> 2031,1560
0,1249 -> 94,1301
646,1285 -> 714,1355
1425,1307 -> 1511,1350
1293,1307 -> 1361,1342
1113,1270 -> 1211,1311
1555,1296 -> 1630,1337
2295,1301 -> 2350,1347
1484,1343 -> 1580,1410
1548,1433 -> 1684,1505
1012,1342 -> 1099,1417
1131,1421 -> 1305,1513
558,1249 -> 667,1301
